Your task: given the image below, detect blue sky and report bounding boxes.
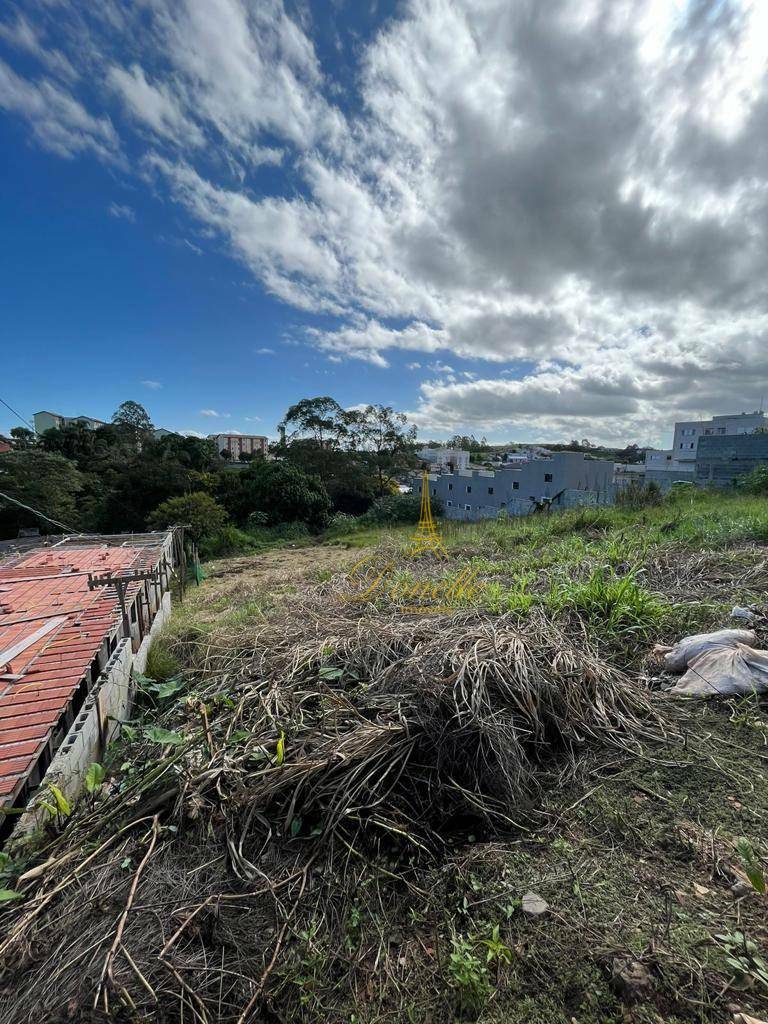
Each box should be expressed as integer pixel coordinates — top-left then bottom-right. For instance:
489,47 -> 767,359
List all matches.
1,1 -> 767,448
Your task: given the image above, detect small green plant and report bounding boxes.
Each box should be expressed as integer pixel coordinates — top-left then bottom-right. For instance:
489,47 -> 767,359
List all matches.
734,838 -> 766,894
143,726 -> 184,746
715,930 -> 768,989
85,762 -> 105,795
446,935 -> 491,1016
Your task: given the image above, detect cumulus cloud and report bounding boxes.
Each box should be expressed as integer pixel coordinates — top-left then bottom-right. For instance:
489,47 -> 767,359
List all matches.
141,378 -> 162,389
199,408 -> 230,418
4,0 -> 768,441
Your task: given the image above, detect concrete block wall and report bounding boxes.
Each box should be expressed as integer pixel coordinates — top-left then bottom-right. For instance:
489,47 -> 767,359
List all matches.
8,591 -> 173,848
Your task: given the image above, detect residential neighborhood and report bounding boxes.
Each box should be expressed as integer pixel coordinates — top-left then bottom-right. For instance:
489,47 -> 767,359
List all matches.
3,1 -> 768,1021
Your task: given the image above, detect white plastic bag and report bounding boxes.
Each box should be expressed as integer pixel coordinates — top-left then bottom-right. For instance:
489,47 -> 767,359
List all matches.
669,643 -> 768,697
662,629 -> 757,673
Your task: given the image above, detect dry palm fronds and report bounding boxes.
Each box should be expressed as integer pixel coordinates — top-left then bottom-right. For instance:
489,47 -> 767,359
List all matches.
0,589 -> 667,1023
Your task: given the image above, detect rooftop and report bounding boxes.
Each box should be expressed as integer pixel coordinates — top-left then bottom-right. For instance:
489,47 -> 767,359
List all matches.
0,534 -> 169,813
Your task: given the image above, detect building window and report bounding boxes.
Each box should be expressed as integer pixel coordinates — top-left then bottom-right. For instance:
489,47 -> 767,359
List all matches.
466,485 -> 472,493
488,486 -> 494,495
447,500 -> 453,507
512,481 -> 519,490
448,483 -> 453,490
464,504 -> 472,511
544,473 -> 553,482
717,427 -> 726,434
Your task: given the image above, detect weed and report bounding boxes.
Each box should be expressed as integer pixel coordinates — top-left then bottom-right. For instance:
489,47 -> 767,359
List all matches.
446,935 -> 491,1016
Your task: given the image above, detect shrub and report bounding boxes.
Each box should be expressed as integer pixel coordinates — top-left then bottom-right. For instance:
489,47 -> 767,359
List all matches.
219,461 -> 332,531
147,491 -> 229,542
738,465 -> 768,496
362,493 -> 442,525
199,525 -> 256,559
615,479 -> 663,509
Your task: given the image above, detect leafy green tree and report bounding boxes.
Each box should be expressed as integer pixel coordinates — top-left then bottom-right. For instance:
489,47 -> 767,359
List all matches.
275,438 -> 376,514
345,404 -> 417,495
279,396 -> 348,447
0,450 -> 83,538
9,427 -> 36,449
112,400 -> 154,432
218,460 -> 331,530
146,492 -> 228,541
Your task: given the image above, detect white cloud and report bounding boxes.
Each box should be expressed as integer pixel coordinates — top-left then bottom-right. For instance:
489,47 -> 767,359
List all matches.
0,14 -> 77,81
141,379 -> 162,389
255,346 -> 274,354
199,408 -> 231,418
108,63 -> 204,146
109,201 -> 135,221
5,0 -> 768,441
0,58 -> 118,160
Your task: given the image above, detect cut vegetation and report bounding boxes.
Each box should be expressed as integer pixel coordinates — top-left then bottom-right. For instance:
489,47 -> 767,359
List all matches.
1,490 -> 767,1023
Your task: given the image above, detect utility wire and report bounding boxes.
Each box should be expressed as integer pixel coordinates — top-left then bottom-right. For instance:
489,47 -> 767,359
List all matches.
0,397 -> 37,435
0,489 -> 81,535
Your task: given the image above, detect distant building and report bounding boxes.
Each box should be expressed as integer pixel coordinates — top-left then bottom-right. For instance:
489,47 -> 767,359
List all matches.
417,447 -> 470,471
613,462 -> 646,489
153,427 -> 177,439
208,433 -> 268,462
695,433 -> 768,487
673,411 -> 765,462
645,411 -> 766,490
415,451 -> 613,521
0,437 -> 13,453
33,410 -> 106,434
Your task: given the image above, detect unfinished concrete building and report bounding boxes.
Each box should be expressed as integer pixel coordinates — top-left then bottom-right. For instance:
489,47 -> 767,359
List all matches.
415,451 -> 614,521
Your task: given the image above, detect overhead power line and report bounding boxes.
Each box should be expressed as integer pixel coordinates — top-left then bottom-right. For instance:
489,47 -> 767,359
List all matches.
0,489 -> 81,535
0,397 -> 37,435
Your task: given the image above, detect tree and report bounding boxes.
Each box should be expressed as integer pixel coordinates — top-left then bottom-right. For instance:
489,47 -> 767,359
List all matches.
276,438 -> 376,514
279,397 -> 347,447
146,492 -> 228,541
112,400 -> 154,438
0,450 -> 83,538
345,404 -> 417,495
218,460 -> 331,530
10,427 -> 36,449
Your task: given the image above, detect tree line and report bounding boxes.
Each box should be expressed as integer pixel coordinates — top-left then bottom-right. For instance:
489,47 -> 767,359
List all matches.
0,398 -> 419,544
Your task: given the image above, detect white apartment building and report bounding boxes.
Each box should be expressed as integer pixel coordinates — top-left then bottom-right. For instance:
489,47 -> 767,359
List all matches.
33,410 -> 106,434
672,411 -> 765,461
208,432 -> 268,461
645,411 -> 766,489
417,447 -> 470,471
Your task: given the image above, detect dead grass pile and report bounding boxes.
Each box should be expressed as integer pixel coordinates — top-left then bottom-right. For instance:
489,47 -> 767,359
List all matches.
0,592 -> 668,1022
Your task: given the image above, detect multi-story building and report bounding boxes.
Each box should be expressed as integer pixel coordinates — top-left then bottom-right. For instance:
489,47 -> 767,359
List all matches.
33,411 -> 106,434
645,411 -> 766,490
417,447 -> 470,471
695,433 -> 768,487
208,433 -> 268,462
415,451 -> 613,521
672,411 -> 765,462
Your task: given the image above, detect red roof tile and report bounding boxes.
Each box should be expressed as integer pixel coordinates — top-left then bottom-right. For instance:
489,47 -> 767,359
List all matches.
0,538 -> 167,811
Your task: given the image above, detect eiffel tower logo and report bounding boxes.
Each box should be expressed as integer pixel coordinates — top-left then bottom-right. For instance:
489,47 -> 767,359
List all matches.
409,468 -> 448,559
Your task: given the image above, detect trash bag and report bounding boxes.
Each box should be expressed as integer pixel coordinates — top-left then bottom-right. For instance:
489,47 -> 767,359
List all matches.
669,643 -> 768,697
661,628 -> 757,673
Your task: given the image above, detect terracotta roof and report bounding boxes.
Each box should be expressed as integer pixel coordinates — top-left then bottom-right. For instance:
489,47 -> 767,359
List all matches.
0,539 -> 166,809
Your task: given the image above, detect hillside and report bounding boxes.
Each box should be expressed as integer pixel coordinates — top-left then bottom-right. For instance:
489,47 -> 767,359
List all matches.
1,491 -> 768,1023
